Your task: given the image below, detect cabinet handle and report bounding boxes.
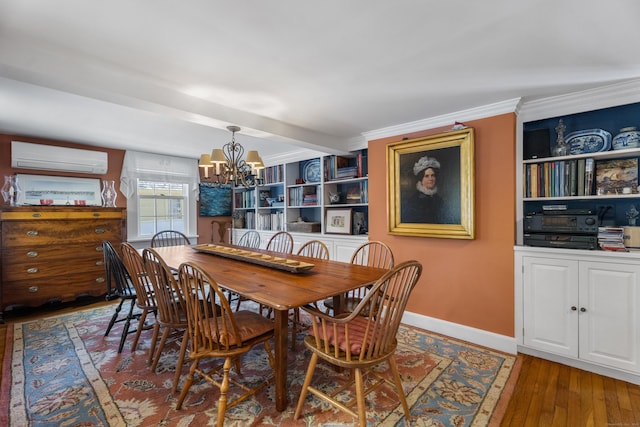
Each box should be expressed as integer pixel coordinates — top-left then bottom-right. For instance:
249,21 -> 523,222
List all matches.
96,277 -> 105,283
96,260 -> 104,266
95,228 -> 106,234
93,213 -> 101,217
96,246 -> 104,252
26,267 -> 39,274
26,230 -> 39,236
31,213 -> 41,218
580,307 -> 587,312
26,251 -> 39,258
571,306 -> 577,311
28,286 -> 39,293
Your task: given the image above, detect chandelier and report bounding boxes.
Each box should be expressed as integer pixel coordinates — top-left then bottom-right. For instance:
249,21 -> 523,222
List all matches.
199,125 -> 264,187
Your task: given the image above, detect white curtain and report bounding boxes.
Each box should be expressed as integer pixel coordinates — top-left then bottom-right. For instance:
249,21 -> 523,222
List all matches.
120,150 -> 199,198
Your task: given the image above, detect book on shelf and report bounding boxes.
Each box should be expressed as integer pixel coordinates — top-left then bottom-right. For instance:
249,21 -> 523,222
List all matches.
597,226 -> 628,251
523,157 -> 598,199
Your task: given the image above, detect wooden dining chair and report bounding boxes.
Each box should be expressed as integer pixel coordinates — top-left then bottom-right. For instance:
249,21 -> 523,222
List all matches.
237,230 -> 261,249
120,242 -> 158,353
103,240 -> 139,353
294,260 -> 423,426
296,239 -> 329,259
227,230 -> 262,311
323,240 -> 394,313
211,219 -> 231,244
142,248 -> 189,392
176,261 -> 276,427
289,239 -> 330,346
266,231 -> 294,254
151,230 -> 191,248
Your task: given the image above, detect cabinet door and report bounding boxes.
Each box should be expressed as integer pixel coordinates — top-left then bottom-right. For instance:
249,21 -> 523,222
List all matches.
579,261 -> 640,372
523,256 -> 579,357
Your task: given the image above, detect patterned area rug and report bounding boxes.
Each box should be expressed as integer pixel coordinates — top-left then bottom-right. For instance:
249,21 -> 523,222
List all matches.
1,304 -> 517,426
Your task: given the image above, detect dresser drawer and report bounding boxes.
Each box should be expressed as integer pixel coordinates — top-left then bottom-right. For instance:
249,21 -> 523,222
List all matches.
2,274 -> 107,308
2,219 -> 122,247
1,242 -> 110,265
2,256 -> 105,281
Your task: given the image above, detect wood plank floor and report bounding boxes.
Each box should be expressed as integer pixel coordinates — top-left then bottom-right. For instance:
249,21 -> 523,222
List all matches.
2,300 -> 640,426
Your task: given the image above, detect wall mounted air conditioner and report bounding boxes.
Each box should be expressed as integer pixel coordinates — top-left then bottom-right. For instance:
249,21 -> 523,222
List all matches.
11,141 -> 108,174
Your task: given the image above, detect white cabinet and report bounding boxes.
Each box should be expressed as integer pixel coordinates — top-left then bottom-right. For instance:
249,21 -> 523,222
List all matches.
517,247 -> 640,379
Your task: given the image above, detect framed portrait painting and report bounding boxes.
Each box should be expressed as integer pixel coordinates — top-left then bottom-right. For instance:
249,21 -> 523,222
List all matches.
387,128 -> 475,239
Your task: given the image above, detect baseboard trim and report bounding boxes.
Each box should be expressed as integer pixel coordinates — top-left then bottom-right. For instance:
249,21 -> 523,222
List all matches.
402,310 -> 517,355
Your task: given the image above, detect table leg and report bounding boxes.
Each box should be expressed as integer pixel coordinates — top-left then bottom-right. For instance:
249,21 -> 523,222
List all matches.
273,309 -> 288,411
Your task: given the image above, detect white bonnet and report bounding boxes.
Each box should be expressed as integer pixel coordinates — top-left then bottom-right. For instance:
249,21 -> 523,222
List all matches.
413,156 -> 440,176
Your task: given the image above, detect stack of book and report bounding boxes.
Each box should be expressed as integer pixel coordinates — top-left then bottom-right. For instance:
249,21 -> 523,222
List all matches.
597,227 -> 628,251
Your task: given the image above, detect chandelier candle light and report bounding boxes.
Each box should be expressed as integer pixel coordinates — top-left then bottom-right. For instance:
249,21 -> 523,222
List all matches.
199,125 -> 264,187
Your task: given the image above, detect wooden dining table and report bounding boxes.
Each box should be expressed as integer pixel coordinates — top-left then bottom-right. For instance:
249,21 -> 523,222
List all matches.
150,244 -> 388,411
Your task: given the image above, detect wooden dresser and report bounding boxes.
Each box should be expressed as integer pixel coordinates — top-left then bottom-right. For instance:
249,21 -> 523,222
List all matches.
0,206 -> 126,320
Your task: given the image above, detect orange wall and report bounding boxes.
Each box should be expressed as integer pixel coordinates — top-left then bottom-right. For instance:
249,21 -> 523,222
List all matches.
368,113 -> 516,337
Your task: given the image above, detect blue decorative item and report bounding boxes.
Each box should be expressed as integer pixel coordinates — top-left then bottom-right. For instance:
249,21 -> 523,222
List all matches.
302,159 -> 321,183
566,129 -> 612,155
612,127 -> 640,150
199,183 -> 232,216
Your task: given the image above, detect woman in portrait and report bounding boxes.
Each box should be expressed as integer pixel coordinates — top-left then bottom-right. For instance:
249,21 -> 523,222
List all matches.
401,156 -> 444,223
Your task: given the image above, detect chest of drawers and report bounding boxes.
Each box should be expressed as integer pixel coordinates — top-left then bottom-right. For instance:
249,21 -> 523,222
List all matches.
0,206 -> 126,320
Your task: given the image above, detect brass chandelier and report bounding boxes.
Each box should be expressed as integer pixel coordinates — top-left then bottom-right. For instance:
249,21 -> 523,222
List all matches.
199,125 -> 264,187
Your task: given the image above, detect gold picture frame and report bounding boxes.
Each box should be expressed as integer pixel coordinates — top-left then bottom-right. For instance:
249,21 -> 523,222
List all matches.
387,128 -> 475,239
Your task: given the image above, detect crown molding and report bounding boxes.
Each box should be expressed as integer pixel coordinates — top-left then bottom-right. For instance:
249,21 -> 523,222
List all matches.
518,78 -> 640,123
361,98 -> 521,141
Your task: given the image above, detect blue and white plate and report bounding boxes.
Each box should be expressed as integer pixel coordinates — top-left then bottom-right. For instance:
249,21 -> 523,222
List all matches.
566,129 -> 612,155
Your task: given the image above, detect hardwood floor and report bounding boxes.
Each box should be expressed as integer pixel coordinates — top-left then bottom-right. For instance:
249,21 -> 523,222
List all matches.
2,300 -> 640,426
501,354 -> 640,426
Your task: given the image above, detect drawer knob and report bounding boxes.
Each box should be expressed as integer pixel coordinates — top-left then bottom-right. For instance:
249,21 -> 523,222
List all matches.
27,230 -> 39,236
27,251 -> 39,258
96,260 -> 104,266
96,277 -> 105,283
32,213 -> 41,218
96,246 -> 104,252
28,286 -> 39,293
27,267 -> 39,274
95,228 -> 106,234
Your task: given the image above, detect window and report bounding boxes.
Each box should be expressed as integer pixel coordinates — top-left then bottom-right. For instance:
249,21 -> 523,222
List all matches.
120,150 -> 198,243
138,180 -> 188,237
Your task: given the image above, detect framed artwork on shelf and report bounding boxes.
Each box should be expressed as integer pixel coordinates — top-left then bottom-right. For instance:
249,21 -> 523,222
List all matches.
325,208 -> 352,235
199,183 -> 232,216
595,158 -> 639,196
387,128 -> 475,239
16,174 -> 102,206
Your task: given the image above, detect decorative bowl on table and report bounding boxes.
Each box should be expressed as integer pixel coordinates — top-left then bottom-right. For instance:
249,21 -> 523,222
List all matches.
566,129 -> 611,155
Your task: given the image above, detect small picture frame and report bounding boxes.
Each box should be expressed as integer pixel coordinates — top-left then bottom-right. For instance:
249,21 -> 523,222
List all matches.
595,158 -> 639,195
325,208 -> 352,235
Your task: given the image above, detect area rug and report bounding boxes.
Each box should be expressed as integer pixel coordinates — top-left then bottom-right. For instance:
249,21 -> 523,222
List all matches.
1,304 -> 517,426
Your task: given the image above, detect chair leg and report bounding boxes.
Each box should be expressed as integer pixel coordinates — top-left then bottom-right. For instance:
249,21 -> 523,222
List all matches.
105,298 -> 125,337
216,357 -> 232,427
131,309 -> 149,352
148,323 -> 162,366
176,359 -> 198,410
389,356 -> 412,422
117,298 -> 137,353
354,367 -> 366,427
294,352 -> 319,420
172,330 -> 189,393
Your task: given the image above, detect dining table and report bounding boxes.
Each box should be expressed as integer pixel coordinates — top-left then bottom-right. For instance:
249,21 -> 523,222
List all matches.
150,243 -> 389,411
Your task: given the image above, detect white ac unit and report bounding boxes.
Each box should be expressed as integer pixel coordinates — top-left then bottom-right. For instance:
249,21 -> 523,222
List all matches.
11,141 -> 108,174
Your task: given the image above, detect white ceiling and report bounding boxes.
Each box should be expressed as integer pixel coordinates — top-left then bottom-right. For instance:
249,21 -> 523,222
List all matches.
1,1 -> 639,164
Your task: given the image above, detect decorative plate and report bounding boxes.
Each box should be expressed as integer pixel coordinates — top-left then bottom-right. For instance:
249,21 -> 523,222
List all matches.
566,129 -> 612,155
303,159 -> 321,183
